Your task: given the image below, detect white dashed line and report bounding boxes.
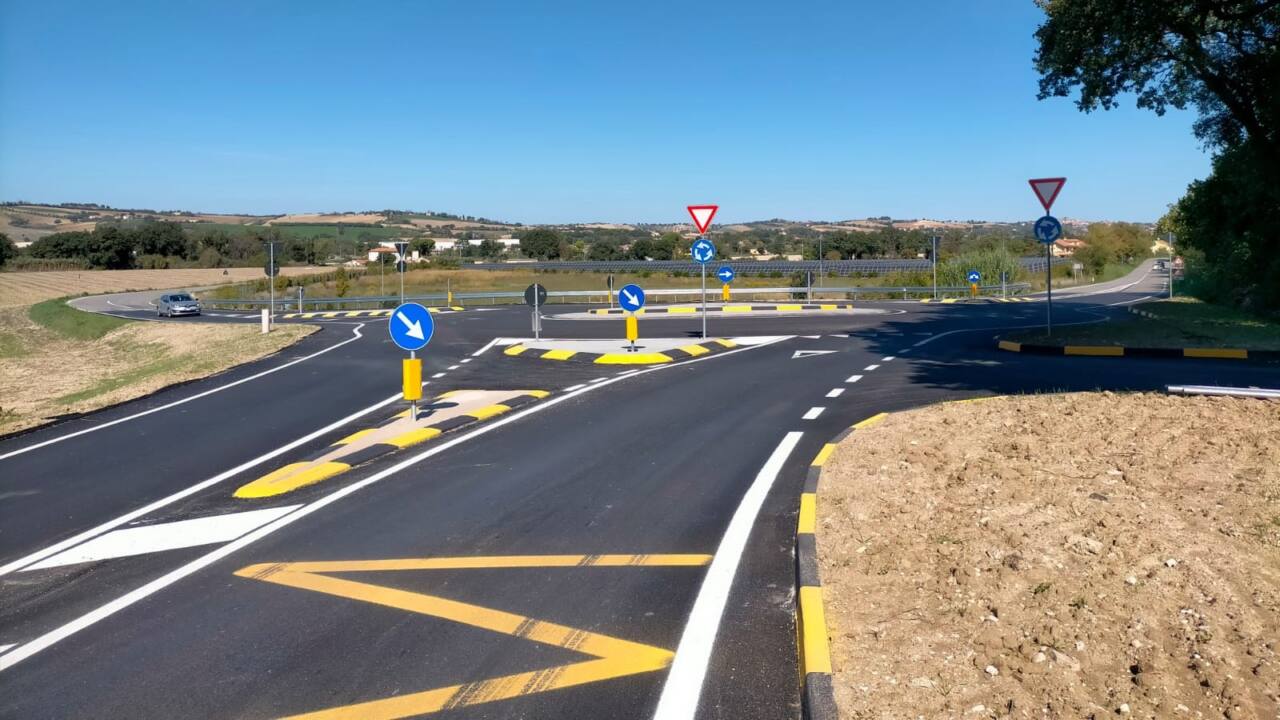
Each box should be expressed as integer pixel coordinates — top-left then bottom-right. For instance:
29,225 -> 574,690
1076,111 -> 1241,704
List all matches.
590,377 -> 608,383
460,359 -> 472,363
564,384 -> 586,392
431,372 -> 446,379
802,407 -> 825,420
864,364 -> 880,371
845,374 -> 863,383
447,365 -> 460,370
825,388 -> 844,398
882,356 -> 895,362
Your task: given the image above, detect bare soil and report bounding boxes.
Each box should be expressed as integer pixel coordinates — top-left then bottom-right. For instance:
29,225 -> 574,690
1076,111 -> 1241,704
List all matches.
817,393 -> 1280,719
0,308 -> 315,434
0,267 -> 329,308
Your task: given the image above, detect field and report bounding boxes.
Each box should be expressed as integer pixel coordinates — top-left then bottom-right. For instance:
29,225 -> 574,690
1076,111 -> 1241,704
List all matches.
0,266 -> 330,308
817,393 -> 1280,719
0,300 -> 314,435
265,213 -> 386,225
1005,296 -> 1280,350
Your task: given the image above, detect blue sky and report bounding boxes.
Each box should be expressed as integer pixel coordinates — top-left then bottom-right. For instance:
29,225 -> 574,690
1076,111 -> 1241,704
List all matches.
0,1 -> 1209,224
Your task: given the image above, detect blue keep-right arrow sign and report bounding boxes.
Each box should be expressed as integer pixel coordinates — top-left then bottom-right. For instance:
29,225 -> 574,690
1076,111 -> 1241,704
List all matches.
716,265 -> 735,283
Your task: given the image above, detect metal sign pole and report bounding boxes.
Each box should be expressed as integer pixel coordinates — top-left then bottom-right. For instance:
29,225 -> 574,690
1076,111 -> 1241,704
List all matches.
1168,232 -> 1174,299
932,236 -> 938,300
268,242 -> 275,329
533,290 -> 540,340
701,255 -> 707,339
1045,242 -> 1053,336
409,350 -> 418,421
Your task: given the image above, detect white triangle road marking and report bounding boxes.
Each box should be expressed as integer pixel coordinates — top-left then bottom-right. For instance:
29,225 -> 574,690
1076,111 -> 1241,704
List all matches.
792,350 -> 837,359
23,506 -> 302,571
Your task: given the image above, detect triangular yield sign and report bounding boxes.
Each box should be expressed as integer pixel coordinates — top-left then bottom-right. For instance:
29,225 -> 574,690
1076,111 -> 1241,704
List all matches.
687,205 -> 718,234
1028,177 -> 1066,213
235,553 -> 711,719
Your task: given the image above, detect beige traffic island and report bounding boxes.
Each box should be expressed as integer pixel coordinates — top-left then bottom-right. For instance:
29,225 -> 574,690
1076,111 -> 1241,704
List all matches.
234,389 -> 549,498
502,337 -> 737,364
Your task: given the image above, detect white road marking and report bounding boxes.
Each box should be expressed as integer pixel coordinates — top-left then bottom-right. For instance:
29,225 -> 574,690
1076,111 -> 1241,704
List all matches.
864,364 -> 880,371
563,384 -> 586,392
590,377 -> 608,383
447,365 -> 460,370
791,350 -> 837,359
431,372 -> 446,379
460,358 -> 472,363
652,432 -> 802,720
24,506 -> 302,571
0,324 -> 368,462
0,335 -> 794,672
728,335 -> 793,346
825,388 -> 844,398
470,337 -> 503,357
845,374 -> 863,383
802,407 -> 825,420
0,644 -> 14,655
882,356 -> 896,362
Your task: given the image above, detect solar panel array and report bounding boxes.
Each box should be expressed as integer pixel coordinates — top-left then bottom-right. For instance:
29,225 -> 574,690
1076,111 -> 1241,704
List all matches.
464,257 -> 1068,275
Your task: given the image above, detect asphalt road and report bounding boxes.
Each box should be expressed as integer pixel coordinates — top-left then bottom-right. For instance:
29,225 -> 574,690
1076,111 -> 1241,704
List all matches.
3,262 -> 1277,719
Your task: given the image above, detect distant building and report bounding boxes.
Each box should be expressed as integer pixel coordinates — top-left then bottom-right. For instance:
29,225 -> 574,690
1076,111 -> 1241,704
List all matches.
1052,238 -> 1086,257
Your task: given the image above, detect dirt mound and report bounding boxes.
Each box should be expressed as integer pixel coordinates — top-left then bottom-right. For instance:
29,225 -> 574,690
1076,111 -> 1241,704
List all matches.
817,393 -> 1280,719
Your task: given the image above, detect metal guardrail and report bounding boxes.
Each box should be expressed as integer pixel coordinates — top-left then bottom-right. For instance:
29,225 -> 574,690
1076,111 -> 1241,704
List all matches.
205,283 -> 1033,310
464,258 -> 1069,274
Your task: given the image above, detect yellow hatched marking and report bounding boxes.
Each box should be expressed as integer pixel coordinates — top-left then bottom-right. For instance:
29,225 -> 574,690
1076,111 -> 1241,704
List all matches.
776,304 -> 803,311
520,390 -> 551,399
504,344 -> 527,356
940,298 -> 958,304
1184,347 -> 1247,359
819,304 -> 837,310
466,404 -> 511,421
811,443 -> 836,467
797,493 -> 817,534
234,554 -> 711,720
713,339 -> 736,348
383,427 -> 443,449
679,344 -> 710,356
541,349 -> 577,361
234,461 -> 351,498
345,311 -> 364,317
335,429 -> 375,445
593,352 -> 671,364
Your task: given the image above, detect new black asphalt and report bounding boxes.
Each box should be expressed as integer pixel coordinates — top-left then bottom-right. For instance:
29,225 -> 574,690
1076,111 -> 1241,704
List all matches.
3,262 -> 1278,719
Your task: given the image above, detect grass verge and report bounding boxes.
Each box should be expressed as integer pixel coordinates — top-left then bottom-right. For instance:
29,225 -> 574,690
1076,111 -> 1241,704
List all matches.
1001,296 -> 1280,350
29,297 -> 130,339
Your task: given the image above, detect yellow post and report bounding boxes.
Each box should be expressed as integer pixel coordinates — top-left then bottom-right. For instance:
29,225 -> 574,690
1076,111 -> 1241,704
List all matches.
721,284 -> 730,302
626,314 -> 638,343
970,283 -> 978,298
403,358 -> 423,401
447,290 -> 453,305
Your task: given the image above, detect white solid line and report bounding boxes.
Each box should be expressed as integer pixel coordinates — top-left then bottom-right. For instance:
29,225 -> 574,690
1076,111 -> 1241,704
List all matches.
825,388 -> 844,398
470,337 -> 502,357
845,374 -> 863,383
0,335 -> 794,671
802,407 -> 825,420
24,506 -> 301,571
652,432 -> 802,720
0,382 -> 409,577
431,372 -> 446,379
882,356 -> 896,362
0,324 -> 367,461
864,364 -> 880,371
564,384 -> 587,392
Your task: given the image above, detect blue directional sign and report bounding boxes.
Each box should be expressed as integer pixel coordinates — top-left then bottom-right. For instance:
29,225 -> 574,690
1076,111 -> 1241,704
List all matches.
1034,215 -> 1063,244
716,265 -> 736,283
691,238 -> 716,265
388,302 -> 435,352
618,283 -> 646,312
967,269 -> 982,284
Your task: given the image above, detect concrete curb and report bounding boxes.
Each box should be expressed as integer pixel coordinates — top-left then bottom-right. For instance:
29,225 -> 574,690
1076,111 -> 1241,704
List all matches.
589,303 -> 856,315
502,339 -> 737,365
233,390 -> 550,498
796,413 -> 887,720
281,307 -> 464,319
996,339 -> 1278,361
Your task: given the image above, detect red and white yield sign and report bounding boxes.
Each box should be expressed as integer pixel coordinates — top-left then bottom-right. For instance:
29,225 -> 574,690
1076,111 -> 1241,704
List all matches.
1028,177 -> 1066,213
687,205 -> 719,234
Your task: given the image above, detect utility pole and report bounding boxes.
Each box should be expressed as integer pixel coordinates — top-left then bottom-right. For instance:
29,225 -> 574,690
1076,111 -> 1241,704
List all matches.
931,235 -> 939,300
1168,231 -> 1175,299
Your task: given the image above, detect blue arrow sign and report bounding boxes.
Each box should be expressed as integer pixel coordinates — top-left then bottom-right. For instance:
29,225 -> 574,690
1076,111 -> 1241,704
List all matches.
1034,215 -> 1063,244
967,269 -> 981,284
618,283 -> 645,312
388,302 -> 435,352
716,265 -> 735,283
691,238 -> 715,265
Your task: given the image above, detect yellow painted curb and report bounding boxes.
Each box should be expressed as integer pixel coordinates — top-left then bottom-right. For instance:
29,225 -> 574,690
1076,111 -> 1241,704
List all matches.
383,426 -> 444,449
466,403 -> 512,421
679,344 -> 710,356
852,412 -> 888,430
234,461 -> 351,499
594,352 -> 673,364
667,307 -> 696,314
540,349 -> 577,360
811,443 -> 836,467
1065,345 -> 1124,356
504,344 -> 528,356
797,493 -> 817,534
997,340 -> 1021,352
335,428 -> 376,445
798,586 -> 833,674
1184,347 -> 1248,359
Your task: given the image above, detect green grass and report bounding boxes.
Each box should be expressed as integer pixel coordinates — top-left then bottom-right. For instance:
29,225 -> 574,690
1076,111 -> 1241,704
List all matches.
28,297 -> 130,340
56,354 -> 185,404
1003,296 -> 1280,350
0,330 -> 27,359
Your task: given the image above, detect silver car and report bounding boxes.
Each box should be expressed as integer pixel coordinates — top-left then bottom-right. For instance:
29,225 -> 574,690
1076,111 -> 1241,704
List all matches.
156,292 -> 202,317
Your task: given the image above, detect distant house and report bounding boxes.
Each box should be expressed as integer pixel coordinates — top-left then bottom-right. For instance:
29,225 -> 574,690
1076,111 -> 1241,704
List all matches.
1052,238 -> 1086,257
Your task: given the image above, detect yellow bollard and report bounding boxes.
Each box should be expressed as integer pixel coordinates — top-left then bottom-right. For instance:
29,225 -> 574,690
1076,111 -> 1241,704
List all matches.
970,283 -> 978,298
626,314 -> 638,343
447,290 -> 453,305
722,284 -> 730,302
402,358 -> 422,401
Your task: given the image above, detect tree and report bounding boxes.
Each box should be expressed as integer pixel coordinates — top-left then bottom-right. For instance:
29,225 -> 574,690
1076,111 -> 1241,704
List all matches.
1034,0 -> 1280,170
135,222 -> 187,257
519,229 -> 562,260
0,232 -> 15,267
479,238 -> 502,258
411,237 -> 435,257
